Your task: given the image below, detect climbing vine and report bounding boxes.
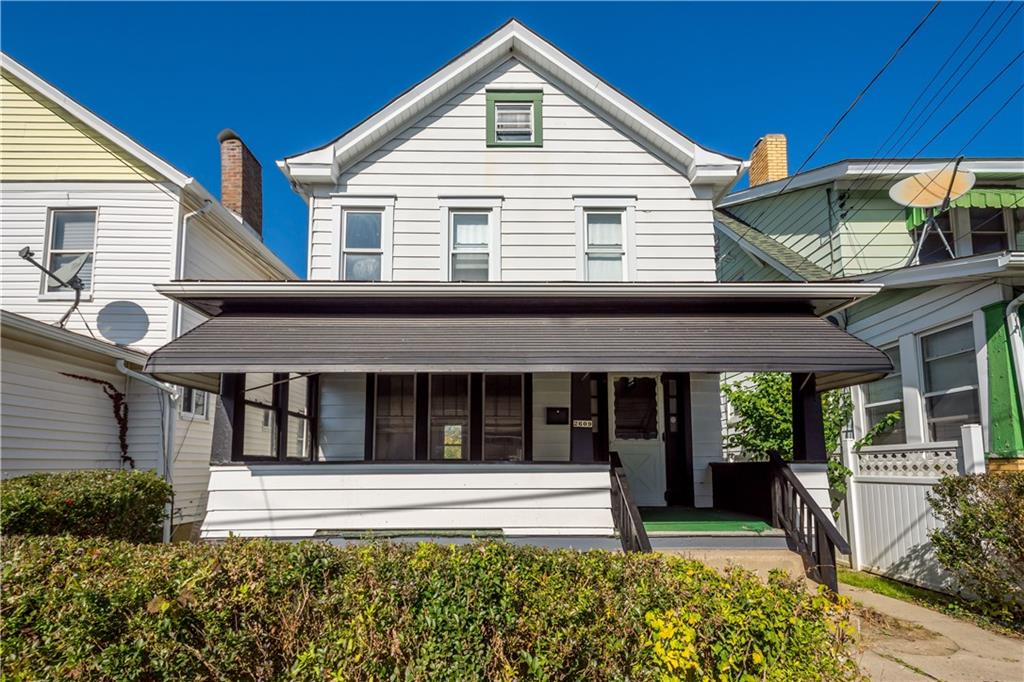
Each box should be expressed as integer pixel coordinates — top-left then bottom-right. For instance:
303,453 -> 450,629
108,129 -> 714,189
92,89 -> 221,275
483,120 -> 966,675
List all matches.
60,372 -> 133,469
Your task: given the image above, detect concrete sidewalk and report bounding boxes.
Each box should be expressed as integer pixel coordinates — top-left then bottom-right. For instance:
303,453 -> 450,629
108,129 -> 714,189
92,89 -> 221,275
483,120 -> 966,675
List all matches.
842,584 -> 1023,681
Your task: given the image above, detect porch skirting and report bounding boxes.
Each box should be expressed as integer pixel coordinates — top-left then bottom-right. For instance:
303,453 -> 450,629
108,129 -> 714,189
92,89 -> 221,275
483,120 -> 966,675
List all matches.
201,462 -> 616,539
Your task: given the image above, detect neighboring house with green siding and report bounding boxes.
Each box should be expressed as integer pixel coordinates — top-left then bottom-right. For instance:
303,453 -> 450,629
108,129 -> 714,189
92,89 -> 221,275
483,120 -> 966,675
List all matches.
716,137 -> 1023,464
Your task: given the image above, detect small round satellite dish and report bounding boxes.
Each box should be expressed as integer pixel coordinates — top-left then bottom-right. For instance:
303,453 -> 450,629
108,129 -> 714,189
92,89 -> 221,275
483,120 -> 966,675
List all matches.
97,301 -> 149,345
889,168 -> 975,208
49,252 -> 90,288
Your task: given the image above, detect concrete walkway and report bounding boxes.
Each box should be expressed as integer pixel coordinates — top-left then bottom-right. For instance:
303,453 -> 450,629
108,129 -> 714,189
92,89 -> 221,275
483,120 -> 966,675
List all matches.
842,584 -> 1024,681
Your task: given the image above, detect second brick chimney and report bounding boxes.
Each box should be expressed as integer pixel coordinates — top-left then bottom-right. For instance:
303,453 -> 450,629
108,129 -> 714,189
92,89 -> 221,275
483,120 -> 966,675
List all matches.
218,129 -> 263,238
748,134 -> 788,187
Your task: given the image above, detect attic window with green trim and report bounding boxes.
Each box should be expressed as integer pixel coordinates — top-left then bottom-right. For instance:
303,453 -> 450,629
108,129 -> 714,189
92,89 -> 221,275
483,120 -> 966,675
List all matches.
486,91 -> 543,147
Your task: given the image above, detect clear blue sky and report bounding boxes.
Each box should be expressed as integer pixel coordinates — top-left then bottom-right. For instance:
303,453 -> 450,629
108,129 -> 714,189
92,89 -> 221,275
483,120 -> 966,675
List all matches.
4,2 -> 1022,276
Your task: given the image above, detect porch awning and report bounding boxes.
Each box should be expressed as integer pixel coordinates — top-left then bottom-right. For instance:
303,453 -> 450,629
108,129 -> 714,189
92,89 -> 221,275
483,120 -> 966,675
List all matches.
146,312 -> 892,391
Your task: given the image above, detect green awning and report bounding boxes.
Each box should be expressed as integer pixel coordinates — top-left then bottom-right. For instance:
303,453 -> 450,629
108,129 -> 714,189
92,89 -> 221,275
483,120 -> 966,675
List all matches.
905,188 -> 1024,230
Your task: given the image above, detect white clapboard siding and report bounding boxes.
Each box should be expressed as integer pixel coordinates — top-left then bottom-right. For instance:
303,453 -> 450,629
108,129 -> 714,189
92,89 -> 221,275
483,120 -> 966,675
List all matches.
1,337 -> 162,475
725,186 -> 834,273
690,373 -> 724,508
171,412 -> 214,525
308,58 -> 715,283
532,373 -> 570,462
0,182 -> 178,352
201,463 -> 616,538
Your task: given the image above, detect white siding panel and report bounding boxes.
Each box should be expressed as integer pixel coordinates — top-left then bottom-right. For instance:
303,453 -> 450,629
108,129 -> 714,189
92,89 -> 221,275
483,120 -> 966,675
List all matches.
689,373 -> 722,508
319,373 -> 366,461
201,463 -> 615,538
1,337 -> 161,475
308,58 -> 715,282
171,412 -> 213,525
0,182 -> 178,352
532,373 -> 570,462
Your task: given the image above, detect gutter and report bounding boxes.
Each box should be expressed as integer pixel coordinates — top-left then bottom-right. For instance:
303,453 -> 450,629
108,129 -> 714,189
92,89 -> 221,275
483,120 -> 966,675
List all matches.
1007,293 -> 1024,419
115,360 -> 177,544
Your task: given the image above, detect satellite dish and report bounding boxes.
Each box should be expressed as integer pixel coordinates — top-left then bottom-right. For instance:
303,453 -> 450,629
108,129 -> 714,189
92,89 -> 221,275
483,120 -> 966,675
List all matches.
48,252 -> 89,289
889,167 -> 975,208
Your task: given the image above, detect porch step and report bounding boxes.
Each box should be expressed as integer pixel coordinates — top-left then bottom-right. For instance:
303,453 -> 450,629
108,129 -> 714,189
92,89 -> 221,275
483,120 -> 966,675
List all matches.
648,529 -> 788,550
656,547 -> 807,582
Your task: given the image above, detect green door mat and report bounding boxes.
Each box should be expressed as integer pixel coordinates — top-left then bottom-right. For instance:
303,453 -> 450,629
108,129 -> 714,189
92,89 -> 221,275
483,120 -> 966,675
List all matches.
639,507 -> 773,533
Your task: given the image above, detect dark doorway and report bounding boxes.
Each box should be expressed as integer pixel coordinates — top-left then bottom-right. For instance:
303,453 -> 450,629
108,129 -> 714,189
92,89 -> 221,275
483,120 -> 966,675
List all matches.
662,373 -> 694,506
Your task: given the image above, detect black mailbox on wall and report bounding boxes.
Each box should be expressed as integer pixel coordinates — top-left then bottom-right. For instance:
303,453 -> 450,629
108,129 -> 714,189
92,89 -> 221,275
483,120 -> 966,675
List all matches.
546,407 -> 569,425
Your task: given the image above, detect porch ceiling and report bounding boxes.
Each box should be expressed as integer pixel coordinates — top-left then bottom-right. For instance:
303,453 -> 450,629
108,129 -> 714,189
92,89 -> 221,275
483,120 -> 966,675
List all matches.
145,312 -> 892,390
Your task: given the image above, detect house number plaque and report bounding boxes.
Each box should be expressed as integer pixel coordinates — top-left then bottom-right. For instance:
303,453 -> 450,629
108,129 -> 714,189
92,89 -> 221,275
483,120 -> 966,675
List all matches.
572,419 -> 594,428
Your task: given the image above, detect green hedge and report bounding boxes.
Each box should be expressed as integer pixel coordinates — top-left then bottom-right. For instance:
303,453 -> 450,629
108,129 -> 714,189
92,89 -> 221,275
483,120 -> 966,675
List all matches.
929,471 -> 1024,630
0,470 -> 171,543
0,536 -> 860,680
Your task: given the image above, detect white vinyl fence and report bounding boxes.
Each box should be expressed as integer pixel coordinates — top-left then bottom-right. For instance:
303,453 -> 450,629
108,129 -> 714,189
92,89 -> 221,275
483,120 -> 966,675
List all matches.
840,424 -> 986,593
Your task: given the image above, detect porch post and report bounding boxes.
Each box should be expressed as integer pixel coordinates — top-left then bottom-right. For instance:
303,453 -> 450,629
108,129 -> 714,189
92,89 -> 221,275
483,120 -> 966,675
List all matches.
792,372 -> 826,462
570,372 -> 595,462
211,373 -> 244,463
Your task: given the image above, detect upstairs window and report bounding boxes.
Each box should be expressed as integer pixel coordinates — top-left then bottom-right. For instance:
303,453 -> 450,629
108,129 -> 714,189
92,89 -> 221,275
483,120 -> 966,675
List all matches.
486,91 -> 543,147
967,207 -> 1011,255
46,209 -> 96,292
916,211 -> 955,265
342,210 -> 383,281
921,323 -> 980,441
585,211 -> 625,281
450,212 -> 490,281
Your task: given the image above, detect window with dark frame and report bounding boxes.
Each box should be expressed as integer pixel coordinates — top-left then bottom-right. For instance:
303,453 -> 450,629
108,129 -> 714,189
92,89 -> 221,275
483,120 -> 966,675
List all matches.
374,374 -> 416,461
429,374 -> 470,460
916,210 -> 955,265
483,374 -> 523,461
967,207 -> 1009,255
613,377 -> 658,440
239,373 -> 317,461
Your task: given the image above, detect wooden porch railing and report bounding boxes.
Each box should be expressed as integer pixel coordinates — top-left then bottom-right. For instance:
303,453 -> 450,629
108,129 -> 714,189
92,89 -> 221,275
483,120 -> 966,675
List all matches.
768,452 -> 849,592
609,452 -> 652,553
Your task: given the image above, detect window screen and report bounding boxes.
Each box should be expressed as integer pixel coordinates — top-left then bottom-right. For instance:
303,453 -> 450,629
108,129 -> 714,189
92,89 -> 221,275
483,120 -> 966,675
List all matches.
430,374 -> 470,460
484,374 -> 523,461
375,374 -> 416,461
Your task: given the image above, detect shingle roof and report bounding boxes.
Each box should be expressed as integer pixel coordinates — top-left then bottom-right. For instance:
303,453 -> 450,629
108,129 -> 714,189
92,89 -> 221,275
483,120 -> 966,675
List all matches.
714,209 -> 831,282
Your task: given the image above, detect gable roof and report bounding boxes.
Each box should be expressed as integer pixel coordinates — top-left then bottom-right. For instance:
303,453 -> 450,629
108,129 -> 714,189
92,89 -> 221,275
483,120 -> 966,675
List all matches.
279,19 -> 742,188
721,157 -> 1024,207
714,209 -> 831,282
0,52 -> 296,279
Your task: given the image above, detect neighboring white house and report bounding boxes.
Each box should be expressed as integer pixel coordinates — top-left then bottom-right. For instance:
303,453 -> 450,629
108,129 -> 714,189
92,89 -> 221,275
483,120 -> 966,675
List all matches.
144,19 -> 888,578
0,53 -> 296,538
716,136 -> 1024,467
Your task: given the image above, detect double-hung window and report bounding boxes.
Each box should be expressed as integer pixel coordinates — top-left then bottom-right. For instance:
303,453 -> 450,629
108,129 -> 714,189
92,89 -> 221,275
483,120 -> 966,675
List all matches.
241,373 -> 315,460
46,209 -> 96,292
486,91 -> 543,147
342,210 -> 383,281
861,346 -> 904,444
921,323 -> 980,441
179,387 -> 208,420
916,210 -> 955,265
430,374 -> 470,460
585,211 -> 625,281
450,212 -> 490,281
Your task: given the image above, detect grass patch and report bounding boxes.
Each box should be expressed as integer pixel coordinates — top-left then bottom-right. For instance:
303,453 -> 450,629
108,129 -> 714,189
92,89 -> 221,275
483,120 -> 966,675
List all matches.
838,568 -> 1021,638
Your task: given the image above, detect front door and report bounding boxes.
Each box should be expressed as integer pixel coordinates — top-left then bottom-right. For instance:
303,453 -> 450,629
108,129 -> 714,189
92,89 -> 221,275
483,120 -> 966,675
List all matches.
608,374 -> 665,507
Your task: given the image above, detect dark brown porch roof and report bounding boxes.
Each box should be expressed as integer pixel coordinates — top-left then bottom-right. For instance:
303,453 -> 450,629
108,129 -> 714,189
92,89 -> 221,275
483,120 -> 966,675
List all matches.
146,312 -> 892,391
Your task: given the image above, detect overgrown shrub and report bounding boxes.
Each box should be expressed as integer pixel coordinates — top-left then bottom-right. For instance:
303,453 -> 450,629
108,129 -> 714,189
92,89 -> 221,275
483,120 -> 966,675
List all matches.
0,536 -> 861,680
928,471 -> 1024,630
0,470 -> 171,543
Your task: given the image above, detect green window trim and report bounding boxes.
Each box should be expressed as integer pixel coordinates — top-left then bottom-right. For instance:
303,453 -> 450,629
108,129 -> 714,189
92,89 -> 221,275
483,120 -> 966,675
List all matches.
904,188 -> 1024,231
486,91 -> 543,148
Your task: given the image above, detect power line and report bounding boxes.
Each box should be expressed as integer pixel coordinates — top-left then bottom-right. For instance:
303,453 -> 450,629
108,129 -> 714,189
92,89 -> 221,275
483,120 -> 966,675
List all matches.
749,1 -> 1019,241
751,1 -> 1016,240
744,1 -> 941,231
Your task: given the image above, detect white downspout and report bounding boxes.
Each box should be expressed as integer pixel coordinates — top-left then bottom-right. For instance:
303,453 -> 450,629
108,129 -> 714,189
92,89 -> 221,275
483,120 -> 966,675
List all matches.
116,360 -> 177,543
174,201 -> 214,337
1007,293 -> 1024,418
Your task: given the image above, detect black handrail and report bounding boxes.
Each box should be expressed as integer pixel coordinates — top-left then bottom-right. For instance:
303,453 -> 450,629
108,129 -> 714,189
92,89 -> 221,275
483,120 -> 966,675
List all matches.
768,452 -> 849,591
609,452 -> 652,553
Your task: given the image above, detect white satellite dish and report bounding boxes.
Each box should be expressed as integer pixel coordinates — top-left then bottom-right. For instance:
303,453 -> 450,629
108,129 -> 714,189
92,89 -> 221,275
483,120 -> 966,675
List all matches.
889,166 -> 975,208
889,159 -> 974,266
48,252 -> 90,289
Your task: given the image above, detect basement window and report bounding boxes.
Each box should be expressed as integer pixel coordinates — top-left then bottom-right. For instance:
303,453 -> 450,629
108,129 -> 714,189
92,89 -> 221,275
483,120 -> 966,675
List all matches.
486,91 -> 543,147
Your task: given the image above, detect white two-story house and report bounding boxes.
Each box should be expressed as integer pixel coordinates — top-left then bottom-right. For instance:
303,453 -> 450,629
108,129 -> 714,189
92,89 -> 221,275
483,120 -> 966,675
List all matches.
0,54 -> 296,538
145,20 -> 890,584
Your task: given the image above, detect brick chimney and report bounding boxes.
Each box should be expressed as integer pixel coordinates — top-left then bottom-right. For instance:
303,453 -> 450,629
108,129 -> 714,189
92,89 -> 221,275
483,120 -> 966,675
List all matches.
218,129 -> 262,238
748,134 -> 788,187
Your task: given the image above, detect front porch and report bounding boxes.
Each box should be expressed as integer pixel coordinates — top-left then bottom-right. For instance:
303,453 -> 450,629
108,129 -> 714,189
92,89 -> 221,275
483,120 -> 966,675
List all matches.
145,282 -> 893,587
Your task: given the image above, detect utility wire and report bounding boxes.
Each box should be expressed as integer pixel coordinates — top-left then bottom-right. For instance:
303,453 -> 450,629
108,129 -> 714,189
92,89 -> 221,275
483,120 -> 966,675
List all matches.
743,1 -> 941,231
751,1 -> 1014,236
